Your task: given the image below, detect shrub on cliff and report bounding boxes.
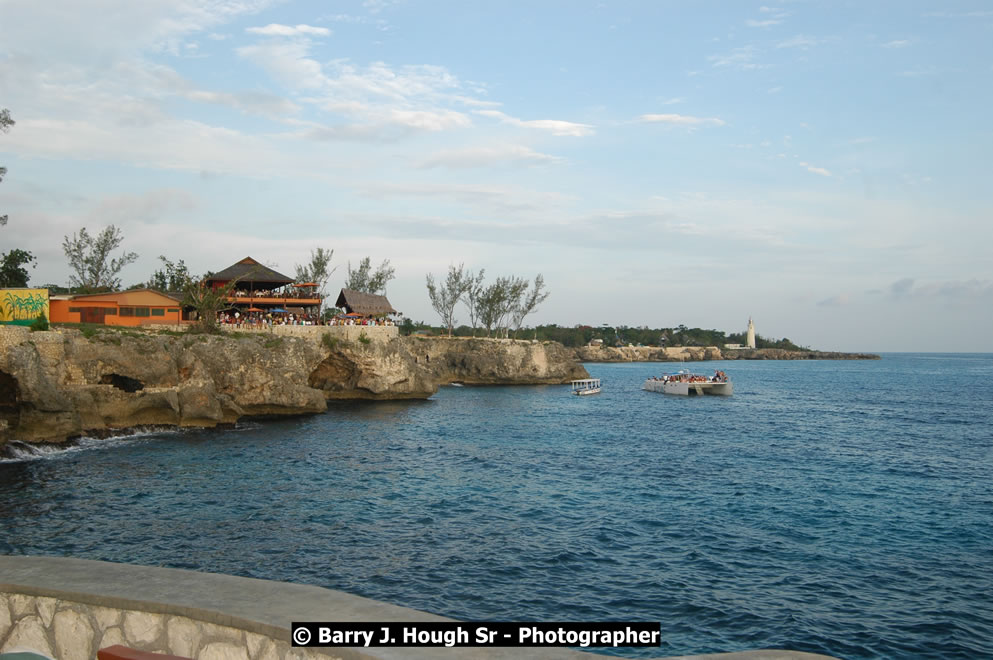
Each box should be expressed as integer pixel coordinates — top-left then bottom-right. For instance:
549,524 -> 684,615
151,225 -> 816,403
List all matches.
29,312 -> 49,332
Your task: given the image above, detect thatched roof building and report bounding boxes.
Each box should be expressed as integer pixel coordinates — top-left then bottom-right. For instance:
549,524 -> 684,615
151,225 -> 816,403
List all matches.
206,257 -> 293,288
335,289 -> 398,316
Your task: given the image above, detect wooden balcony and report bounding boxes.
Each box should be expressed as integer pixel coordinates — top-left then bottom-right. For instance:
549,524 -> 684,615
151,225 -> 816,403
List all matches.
224,295 -> 321,307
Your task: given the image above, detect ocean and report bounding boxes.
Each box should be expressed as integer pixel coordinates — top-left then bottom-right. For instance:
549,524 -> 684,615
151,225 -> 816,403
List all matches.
2,354 -> 992,658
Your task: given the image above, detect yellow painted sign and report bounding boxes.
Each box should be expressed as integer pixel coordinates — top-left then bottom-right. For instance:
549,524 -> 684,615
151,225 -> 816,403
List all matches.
1,288 -> 50,325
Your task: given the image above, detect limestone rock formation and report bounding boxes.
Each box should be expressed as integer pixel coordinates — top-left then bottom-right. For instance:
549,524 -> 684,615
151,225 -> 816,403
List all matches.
405,336 -> 589,384
0,327 -> 436,447
574,345 -> 722,362
720,348 -> 880,360
575,344 -> 878,362
310,337 -> 437,399
0,327 -> 590,447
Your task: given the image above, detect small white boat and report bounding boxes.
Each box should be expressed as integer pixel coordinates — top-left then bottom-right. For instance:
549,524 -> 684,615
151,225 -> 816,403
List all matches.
643,370 -> 732,396
571,378 -> 602,396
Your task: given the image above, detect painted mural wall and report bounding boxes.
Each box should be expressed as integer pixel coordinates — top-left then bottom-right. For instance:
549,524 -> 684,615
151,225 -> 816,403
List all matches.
1,288 -> 50,325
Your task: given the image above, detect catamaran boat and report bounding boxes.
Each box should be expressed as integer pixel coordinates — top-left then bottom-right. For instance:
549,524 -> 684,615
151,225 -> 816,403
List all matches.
571,378 -> 602,396
642,370 -> 732,396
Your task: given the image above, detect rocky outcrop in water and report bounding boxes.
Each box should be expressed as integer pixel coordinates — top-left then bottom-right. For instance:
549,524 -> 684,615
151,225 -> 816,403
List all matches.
0,328 -> 588,447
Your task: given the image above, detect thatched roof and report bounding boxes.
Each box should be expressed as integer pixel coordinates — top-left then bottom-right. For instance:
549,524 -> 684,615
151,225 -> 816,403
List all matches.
207,257 -> 293,286
335,289 -> 398,316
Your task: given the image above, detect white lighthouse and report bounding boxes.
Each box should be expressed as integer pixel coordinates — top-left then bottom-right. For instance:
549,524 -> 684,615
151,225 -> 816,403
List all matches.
746,317 -> 756,349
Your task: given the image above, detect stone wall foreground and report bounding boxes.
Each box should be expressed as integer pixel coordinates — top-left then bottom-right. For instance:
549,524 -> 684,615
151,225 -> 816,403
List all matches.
0,556 -> 839,660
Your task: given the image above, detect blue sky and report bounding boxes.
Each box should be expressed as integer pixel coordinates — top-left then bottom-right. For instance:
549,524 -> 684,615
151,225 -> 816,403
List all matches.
1,1 -> 991,351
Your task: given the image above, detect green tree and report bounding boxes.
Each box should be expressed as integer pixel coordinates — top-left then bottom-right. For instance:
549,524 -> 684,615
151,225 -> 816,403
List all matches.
462,268 -> 486,336
0,108 -> 13,227
182,275 -> 239,334
477,276 -> 527,337
295,247 -> 336,314
344,256 -> 395,295
0,249 -> 35,288
62,225 -> 138,291
147,256 -> 190,292
511,274 -> 550,337
426,263 -> 471,337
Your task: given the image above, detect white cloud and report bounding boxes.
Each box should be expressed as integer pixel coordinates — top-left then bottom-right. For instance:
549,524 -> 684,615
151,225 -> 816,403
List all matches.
747,7 -> 789,28
246,24 -> 331,37
638,113 -> 726,127
776,34 -> 823,49
474,110 -> 594,136
884,277 -> 993,300
817,294 -> 849,307
419,145 -> 562,169
0,0 -> 280,58
708,46 -> 765,70
898,66 -> 939,77
882,39 -> 911,48
799,162 -> 832,177
385,108 -> 470,132
922,10 -> 993,18
84,189 -> 198,226
356,182 -> 573,214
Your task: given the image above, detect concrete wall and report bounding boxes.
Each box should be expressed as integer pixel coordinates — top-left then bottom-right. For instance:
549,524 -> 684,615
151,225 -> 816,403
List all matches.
0,556 -> 839,660
0,592 -> 327,660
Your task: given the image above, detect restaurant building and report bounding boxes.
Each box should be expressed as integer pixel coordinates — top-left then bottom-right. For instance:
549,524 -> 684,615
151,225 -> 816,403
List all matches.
206,257 -> 321,317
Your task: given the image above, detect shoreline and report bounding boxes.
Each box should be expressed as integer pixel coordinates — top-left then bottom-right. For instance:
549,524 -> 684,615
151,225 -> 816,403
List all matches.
575,345 -> 880,363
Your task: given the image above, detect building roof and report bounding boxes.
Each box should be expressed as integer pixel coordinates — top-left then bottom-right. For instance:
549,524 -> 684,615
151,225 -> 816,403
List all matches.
335,289 -> 398,316
60,288 -> 183,306
207,257 -> 293,286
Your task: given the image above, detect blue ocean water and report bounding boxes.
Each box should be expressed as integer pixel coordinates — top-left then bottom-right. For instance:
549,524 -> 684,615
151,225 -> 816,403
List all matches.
2,354 -> 992,659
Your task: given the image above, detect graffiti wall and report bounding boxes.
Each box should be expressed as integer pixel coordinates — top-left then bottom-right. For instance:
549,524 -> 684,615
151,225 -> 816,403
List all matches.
1,289 -> 50,325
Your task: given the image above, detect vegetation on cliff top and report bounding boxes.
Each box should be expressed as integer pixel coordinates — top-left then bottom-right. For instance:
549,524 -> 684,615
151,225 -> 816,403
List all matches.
400,321 -> 810,351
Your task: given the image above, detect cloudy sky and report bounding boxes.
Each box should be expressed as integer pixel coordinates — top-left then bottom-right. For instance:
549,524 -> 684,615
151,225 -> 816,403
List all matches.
1,1 -> 991,351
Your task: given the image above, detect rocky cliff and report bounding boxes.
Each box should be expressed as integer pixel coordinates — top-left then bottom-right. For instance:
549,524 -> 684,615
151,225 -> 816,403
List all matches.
0,328 -> 588,447
406,336 -> 590,385
0,327 -> 436,446
574,345 -> 879,362
574,345 -> 724,362
719,348 -> 880,360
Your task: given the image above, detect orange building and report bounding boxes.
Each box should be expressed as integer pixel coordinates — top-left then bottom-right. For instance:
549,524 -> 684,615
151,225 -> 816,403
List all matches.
50,289 -> 184,326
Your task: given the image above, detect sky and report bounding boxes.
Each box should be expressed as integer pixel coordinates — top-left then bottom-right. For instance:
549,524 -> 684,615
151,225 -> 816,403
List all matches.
1,1 -> 991,352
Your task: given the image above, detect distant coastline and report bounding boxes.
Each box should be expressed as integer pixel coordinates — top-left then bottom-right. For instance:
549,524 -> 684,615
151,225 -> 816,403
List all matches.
574,345 -> 880,363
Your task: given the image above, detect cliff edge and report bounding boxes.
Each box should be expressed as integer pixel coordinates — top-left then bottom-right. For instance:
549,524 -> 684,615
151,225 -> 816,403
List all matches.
0,327 -> 589,447
0,327 -> 437,446
405,336 -> 590,385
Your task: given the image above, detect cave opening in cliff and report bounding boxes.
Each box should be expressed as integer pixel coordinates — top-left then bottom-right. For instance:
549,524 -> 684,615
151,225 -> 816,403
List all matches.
100,373 -> 145,393
0,370 -> 20,430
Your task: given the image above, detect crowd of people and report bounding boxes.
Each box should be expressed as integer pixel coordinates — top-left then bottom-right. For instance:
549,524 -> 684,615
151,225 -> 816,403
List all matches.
648,370 -> 730,384
216,310 -> 398,327
231,287 -> 318,300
